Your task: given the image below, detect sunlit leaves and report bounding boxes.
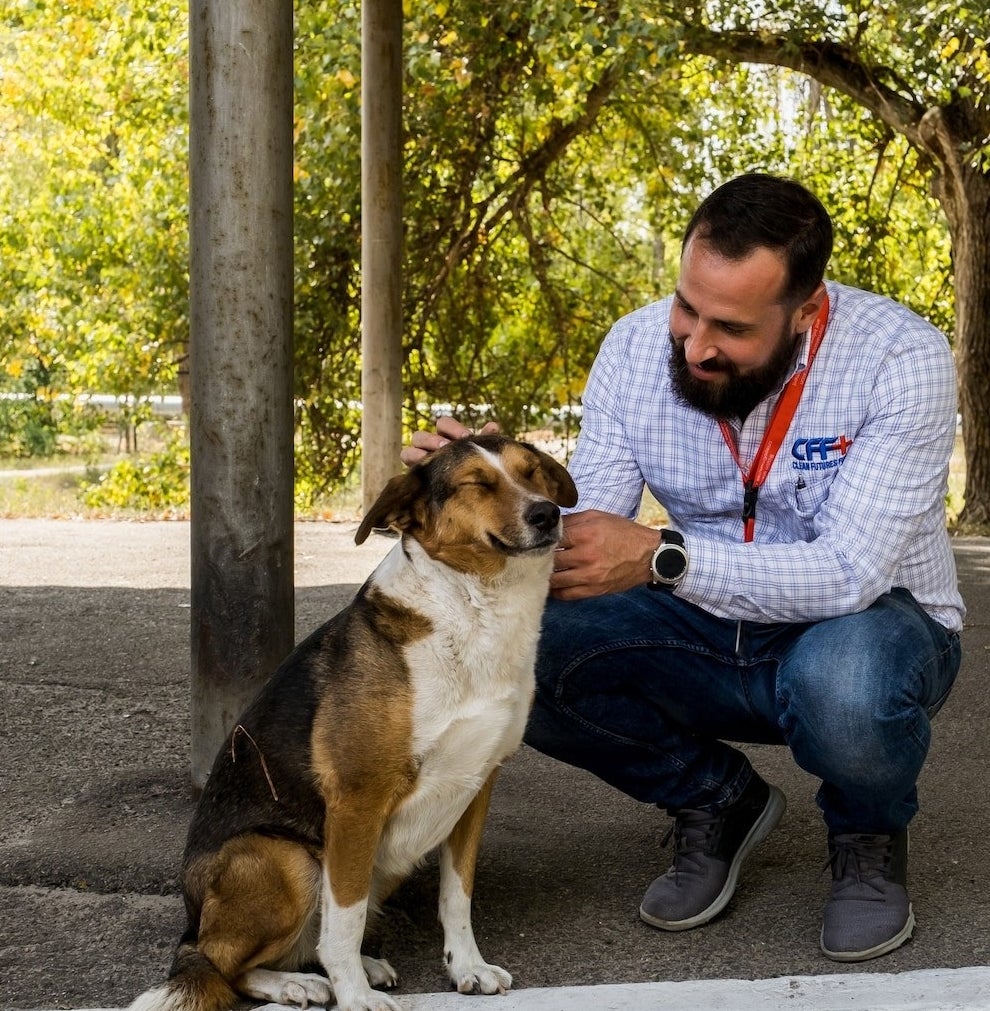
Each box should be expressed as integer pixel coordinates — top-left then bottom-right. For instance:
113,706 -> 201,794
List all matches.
0,0 -> 188,411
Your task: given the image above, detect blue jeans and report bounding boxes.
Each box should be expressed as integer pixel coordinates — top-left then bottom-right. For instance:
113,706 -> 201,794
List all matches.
526,587 -> 961,835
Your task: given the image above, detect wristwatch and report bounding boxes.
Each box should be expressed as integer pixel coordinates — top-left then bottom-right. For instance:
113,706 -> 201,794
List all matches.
648,529 -> 689,590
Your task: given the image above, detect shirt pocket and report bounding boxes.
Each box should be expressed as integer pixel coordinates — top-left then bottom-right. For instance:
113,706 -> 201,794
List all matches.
791,472 -> 832,521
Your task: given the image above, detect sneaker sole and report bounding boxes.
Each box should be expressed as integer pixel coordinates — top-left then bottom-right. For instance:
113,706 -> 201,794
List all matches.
639,784 -> 787,932
820,904 -> 915,962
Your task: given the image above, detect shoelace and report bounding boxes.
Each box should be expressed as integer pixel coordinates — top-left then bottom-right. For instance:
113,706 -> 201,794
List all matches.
824,833 -> 895,898
661,810 -> 720,879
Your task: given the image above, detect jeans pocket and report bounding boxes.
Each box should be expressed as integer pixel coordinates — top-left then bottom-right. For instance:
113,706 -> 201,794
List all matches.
924,631 -> 962,719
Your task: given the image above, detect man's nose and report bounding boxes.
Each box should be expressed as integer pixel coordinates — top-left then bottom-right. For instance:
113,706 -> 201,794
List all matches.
682,322 -> 719,366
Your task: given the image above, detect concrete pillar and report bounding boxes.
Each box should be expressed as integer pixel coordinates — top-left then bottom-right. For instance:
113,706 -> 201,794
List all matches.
188,0 -> 295,788
361,0 -> 404,512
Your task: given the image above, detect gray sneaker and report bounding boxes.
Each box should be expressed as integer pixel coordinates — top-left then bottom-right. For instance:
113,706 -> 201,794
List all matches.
821,830 -> 914,962
639,773 -> 786,931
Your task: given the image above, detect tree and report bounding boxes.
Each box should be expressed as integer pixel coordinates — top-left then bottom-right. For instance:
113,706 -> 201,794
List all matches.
3,0 -> 980,531
646,0 -> 990,527
0,1 -> 188,449
295,0 -> 969,520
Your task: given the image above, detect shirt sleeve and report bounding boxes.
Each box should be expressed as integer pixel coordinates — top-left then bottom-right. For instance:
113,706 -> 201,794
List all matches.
566,324 -> 648,520
674,331 -> 958,623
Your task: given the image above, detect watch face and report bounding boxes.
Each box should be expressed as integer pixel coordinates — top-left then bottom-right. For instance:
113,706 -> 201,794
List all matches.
656,547 -> 686,580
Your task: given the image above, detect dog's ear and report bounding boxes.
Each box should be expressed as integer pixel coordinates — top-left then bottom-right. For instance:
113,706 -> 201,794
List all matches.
355,467 -> 428,544
529,446 -> 579,508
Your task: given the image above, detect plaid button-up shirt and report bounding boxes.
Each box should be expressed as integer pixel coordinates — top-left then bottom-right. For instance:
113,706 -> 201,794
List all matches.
568,280 -> 966,631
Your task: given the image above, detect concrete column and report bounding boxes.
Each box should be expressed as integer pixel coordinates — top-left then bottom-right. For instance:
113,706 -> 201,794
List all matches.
188,0 -> 294,788
361,0 -> 404,512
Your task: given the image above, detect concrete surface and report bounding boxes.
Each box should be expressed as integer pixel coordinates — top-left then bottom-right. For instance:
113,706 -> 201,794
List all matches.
1,520 -> 988,1010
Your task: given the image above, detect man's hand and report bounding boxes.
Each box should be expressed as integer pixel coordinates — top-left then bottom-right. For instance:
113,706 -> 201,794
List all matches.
550,510 -> 660,600
400,415 -> 500,467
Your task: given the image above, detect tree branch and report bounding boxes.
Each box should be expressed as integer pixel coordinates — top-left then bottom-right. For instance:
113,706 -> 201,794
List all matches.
416,53 -> 629,315
680,28 -> 931,148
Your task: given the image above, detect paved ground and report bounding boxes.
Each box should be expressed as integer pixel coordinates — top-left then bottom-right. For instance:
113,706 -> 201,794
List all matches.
0,520 -> 988,1010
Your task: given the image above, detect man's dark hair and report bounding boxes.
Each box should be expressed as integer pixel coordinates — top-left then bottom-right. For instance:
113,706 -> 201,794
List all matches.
683,173 -> 834,305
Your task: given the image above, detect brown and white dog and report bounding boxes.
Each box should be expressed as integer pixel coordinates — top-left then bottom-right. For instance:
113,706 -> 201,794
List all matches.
130,434 -> 577,1011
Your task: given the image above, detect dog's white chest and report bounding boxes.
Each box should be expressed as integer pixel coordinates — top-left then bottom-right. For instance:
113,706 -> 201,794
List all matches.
370,546 -> 546,882
408,599 -> 540,753
376,631 -> 535,878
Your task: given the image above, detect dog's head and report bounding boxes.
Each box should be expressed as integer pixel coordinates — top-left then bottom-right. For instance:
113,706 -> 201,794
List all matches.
355,434 -> 578,578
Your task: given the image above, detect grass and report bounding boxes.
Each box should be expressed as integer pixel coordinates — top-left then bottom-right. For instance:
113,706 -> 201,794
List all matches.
0,418 -> 183,520
0,465 -> 174,520
0,465 -> 366,522
0,464 -> 103,518
946,432 -> 968,529
0,454 -> 363,524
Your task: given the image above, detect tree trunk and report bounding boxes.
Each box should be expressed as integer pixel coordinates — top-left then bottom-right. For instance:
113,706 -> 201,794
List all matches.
923,112 -> 990,530
188,0 -> 295,788
360,0 -> 404,514
949,188 -> 990,532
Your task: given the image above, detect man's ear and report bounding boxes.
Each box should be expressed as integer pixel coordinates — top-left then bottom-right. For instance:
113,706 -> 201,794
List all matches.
355,468 -> 427,544
793,281 -> 828,333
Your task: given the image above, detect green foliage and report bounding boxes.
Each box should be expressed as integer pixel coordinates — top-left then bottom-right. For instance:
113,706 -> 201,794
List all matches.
291,0 -> 973,499
293,1 -> 363,490
0,354 -> 106,459
80,429 -> 190,513
295,1 -> 680,488
0,0 -> 188,451
0,396 -> 59,458
0,395 -> 109,459
4,0 -> 985,510
798,100 -> 953,335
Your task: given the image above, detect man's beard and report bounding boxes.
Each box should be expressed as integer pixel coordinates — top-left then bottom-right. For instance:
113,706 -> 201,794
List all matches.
668,327 -> 799,421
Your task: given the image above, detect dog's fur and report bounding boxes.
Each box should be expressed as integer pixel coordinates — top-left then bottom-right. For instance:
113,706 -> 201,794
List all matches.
129,434 -> 577,1011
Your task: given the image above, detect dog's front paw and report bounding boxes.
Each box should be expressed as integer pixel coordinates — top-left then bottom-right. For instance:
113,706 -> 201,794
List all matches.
335,989 -> 402,1011
361,955 -> 398,989
451,962 -> 512,996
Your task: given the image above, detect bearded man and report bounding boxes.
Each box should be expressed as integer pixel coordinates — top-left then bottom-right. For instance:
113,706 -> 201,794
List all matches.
403,173 -> 964,962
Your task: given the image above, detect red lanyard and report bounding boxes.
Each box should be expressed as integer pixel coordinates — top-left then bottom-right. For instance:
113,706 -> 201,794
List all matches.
718,294 -> 830,542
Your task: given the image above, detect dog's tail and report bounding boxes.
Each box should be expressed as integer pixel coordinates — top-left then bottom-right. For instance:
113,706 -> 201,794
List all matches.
129,944 -> 237,1011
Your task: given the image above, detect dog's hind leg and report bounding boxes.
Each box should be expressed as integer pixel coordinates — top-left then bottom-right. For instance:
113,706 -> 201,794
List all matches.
188,835 -> 326,1008
438,771 -> 512,995
235,897 -> 333,1009
236,968 -> 332,1009
361,954 -> 398,989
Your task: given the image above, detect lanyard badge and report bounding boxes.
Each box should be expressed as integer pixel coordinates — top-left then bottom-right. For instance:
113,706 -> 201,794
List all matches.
718,294 -> 831,543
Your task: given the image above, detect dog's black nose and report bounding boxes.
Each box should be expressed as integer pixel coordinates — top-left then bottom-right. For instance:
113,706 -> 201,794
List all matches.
525,500 -> 561,532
